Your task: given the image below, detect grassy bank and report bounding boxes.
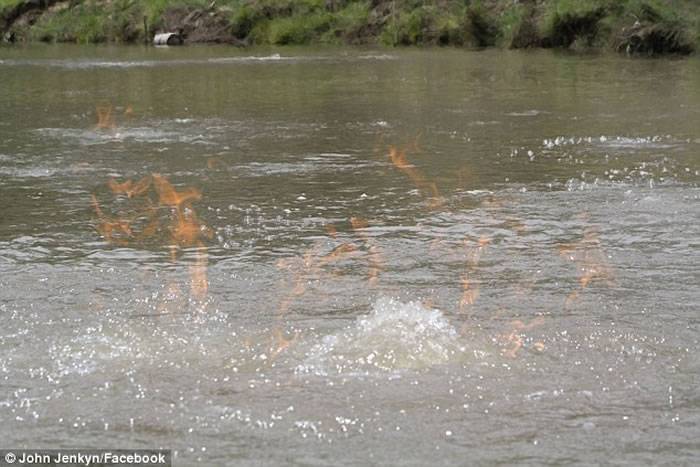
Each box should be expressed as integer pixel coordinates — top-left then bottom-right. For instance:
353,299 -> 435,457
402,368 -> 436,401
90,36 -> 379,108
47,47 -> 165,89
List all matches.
2,0 -> 699,55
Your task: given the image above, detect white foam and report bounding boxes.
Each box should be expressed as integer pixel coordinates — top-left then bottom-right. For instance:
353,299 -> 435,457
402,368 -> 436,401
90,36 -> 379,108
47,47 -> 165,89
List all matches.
298,297 -> 466,376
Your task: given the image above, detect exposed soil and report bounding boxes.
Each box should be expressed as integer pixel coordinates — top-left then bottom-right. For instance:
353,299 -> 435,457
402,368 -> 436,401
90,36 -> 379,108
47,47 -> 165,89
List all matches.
158,6 -> 242,45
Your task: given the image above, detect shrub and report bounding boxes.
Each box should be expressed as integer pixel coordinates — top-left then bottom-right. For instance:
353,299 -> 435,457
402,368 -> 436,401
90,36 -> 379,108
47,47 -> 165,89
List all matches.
463,3 -> 499,47
266,11 -> 332,44
499,3 -> 540,49
614,0 -> 695,55
541,0 -> 606,48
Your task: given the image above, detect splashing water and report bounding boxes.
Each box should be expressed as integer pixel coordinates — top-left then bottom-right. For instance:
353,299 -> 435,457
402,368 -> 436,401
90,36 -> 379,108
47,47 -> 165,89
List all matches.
299,297 -> 468,376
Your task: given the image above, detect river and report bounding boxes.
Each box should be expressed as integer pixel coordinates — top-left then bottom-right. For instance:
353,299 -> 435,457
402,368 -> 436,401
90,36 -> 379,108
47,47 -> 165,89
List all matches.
0,45 -> 699,465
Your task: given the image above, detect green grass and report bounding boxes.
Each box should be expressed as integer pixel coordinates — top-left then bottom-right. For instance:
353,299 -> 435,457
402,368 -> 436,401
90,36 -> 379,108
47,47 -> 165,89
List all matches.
29,2 -> 107,43
2,0 -> 699,54
28,0 -> 146,44
606,0 -> 696,55
0,0 -> 23,10
265,11 -> 332,44
324,0 -> 370,44
498,3 -> 535,48
540,0 -> 606,49
379,2 -> 468,46
464,3 -> 499,47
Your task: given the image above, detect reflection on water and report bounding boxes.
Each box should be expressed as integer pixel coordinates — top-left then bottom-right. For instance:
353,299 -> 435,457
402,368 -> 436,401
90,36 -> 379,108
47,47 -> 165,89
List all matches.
0,45 -> 699,465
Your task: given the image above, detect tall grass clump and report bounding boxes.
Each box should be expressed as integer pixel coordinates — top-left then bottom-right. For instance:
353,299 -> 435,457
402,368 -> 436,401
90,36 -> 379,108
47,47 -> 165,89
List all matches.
230,0 -> 332,44
612,0 -> 695,55
0,0 -> 23,12
30,1 -> 108,43
498,2 -> 539,49
463,2 -> 499,47
322,1 -> 370,44
266,11 -> 332,44
379,0 -> 468,46
540,0 -> 606,49
25,0 -> 152,43
144,0 -> 213,34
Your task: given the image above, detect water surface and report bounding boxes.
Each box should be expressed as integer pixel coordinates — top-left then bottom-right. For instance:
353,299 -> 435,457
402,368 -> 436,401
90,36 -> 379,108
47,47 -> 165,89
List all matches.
1,45 -> 699,465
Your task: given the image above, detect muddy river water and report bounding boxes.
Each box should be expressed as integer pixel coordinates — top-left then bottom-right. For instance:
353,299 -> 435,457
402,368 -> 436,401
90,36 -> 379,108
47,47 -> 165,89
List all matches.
0,45 -> 699,465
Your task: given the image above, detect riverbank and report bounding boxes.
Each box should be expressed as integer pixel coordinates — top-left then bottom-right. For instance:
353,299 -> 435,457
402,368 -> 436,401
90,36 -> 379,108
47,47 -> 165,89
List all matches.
2,0 -> 699,56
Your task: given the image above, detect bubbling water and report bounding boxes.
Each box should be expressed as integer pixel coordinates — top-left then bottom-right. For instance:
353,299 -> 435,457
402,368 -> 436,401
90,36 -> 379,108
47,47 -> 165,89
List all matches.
298,297 -> 471,376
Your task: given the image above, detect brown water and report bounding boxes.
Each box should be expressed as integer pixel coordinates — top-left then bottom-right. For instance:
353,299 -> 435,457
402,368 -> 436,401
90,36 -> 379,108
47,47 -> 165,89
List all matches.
0,44 -> 699,465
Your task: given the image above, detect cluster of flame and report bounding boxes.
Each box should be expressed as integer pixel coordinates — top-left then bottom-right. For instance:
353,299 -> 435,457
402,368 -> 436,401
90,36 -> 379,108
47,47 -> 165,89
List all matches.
276,217 -> 384,315
459,235 -> 491,312
386,137 -> 443,209
91,173 -> 211,303
89,117 -> 616,360
95,102 -> 133,130
270,217 -> 386,359
558,223 -> 615,306
497,220 -> 615,357
270,139 -> 618,360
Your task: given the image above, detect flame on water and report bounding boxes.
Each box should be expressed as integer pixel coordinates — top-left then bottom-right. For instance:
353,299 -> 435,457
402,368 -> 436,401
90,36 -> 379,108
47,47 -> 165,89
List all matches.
324,224 -> 337,239
152,174 -> 202,208
459,275 -> 479,310
276,218 -> 386,317
318,243 -> 359,266
95,102 -> 116,130
189,245 -> 209,301
84,126 -> 621,363
91,194 -> 133,246
501,317 -> 546,358
269,328 -> 301,361
459,235 -> 491,313
91,173 -> 210,307
350,217 -> 384,287
108,175 -> 151,198
386,141 -> 443,208
373,133 -> 386,155
206,157 -> 226,170
95,102 -> 135,130
558,221 -> 615,306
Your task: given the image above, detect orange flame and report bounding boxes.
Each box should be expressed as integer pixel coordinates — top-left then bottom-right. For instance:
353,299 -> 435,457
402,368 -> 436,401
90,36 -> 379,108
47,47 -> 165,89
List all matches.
92,173 -> 211,306
559,224 -> 615,306
387,144 -> 442,208
458,235 -> 491,312
171,208 -> 206,248
325,224 -> 338,239
152,174 -> 202,208
269,328 -> 300,360
189,244 -> 209,301
351,217 -> 384,287
502,317 -> 546,358
206,157 -> 226,170
276,222 -> 371,315
459,274 -> 479,311
318,243 -> 359,266
91,194 -> 132,246
95,103 -> 116,130
108,175 -> 152,199
276,240 -> 324,316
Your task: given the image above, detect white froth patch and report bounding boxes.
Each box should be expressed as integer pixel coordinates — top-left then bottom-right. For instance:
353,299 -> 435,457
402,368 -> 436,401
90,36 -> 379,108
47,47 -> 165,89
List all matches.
298,297 -> 465,375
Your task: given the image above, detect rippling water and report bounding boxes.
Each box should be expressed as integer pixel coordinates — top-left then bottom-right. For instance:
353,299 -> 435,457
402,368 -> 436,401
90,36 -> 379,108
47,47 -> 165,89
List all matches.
1,45 -> 699,465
